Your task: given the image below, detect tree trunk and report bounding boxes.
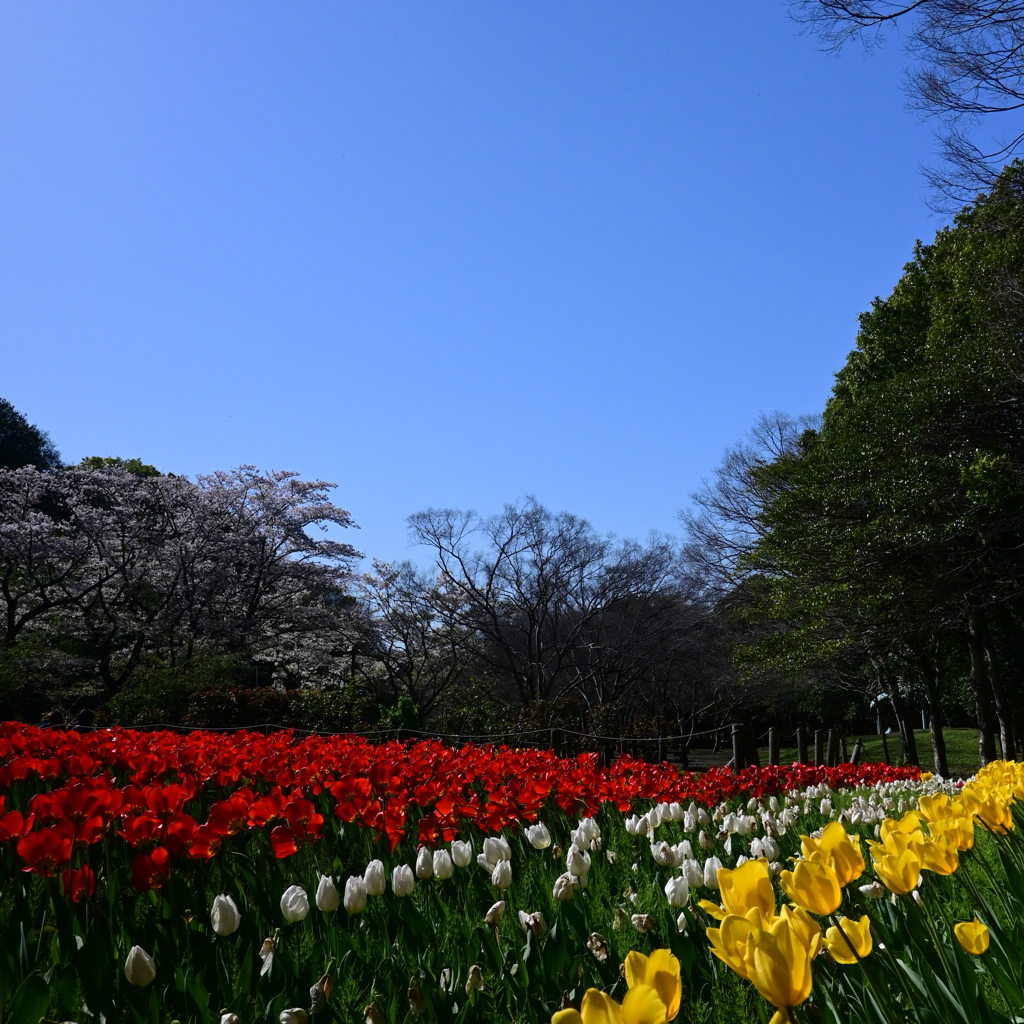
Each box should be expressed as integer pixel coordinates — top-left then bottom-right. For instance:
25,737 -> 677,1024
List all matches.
886,677 -> 920,767
976,609 -> 1015,760
966,613 -> 999,765
919,649 -> 949,777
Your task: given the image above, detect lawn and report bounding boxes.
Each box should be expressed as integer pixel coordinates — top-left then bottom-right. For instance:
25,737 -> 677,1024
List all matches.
759,726 -> 983,779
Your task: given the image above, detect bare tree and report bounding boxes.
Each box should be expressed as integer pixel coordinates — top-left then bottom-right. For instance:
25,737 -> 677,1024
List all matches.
407,498 -> 695,711
791,0 -> 1024,204
679,411 -> 819,599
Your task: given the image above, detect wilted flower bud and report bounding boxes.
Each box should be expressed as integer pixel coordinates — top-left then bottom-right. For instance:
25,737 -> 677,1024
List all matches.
664,874 -> 689,908
698,831 -> 715,852
650,841 -> 675,867
220,1015 -> 241,1024
363,860 -> 386,896
259,937 -> 275,977
552,872 -> 576,901
465,964 -> 485,993
587,932 -> 609,960
407,985 -> 426,1015
392,864 -> 415,897
309,972 -> 334,1015
211,894 -> 241,936
280,1009 -> 308,1024
518,910 -> 546,936
280,885 -> 309,923
490,859 -> 512,889
525,823 -> 552,849
315,875 -> 340,913
344,876 -> 367,914
439,968 -> 452,995
433,849 -> 454,880
613,906 -> 629,930
605,849 -> 618,865
364,1005 -> 384,1024
859,882 -> 885,900
124,946 -> 156,986
631,914 -> 656,933
484,900 -> 506,924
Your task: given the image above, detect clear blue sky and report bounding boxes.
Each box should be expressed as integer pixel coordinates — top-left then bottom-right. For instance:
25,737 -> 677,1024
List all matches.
1,2 -> 939,565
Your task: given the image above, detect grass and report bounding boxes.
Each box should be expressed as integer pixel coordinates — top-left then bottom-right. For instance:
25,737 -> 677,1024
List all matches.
757,726 -> 983,779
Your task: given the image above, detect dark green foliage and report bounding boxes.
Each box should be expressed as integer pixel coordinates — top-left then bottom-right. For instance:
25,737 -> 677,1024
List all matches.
0,399 -> 60,471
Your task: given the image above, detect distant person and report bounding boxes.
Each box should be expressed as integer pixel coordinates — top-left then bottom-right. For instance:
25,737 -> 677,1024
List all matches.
39,709 -> 64,729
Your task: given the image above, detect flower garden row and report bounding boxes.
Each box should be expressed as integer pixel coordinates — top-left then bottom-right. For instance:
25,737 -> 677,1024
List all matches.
0,723 -> 1021,1024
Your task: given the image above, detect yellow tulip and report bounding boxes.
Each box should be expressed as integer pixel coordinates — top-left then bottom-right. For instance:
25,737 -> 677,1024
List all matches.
868,835 -> 922,896
779,858 -> 842,916
707,908 -> 766,980
700,858 -> 776,922
777,905 -> 823,959
920,833 -> 959,875
551,985 -> 668,1024
954,918 -> 990,955
917,793 -> 951,822
824,915 -> 873,964
800,822 -> 865,887
926,815 -> 974,852
879,813 -> 926,849
743,917 -> 814,1013
624,949 -> 682,1021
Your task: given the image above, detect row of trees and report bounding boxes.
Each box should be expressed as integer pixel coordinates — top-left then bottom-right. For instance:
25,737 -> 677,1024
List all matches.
686,162 -> 1024,773
0,402 -> 743,733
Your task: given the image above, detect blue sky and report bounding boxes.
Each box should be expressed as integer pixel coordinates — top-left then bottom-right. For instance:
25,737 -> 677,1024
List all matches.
1,2 -> 939,565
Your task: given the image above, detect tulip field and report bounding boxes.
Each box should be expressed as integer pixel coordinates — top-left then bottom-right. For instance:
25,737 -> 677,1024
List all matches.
2,725 -> 1024,1024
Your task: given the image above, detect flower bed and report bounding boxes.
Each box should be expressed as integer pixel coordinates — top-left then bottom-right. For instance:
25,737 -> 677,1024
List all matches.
0,723 -> 1020,1023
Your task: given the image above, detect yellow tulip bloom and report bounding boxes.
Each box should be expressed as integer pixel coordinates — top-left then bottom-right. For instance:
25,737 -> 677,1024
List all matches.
779,858 -> 842,916
868,841 -> 922,896
551,985 -> 668,1024
700,858 -> 776,922
824,915 -> 873,964
624,949 -> 682,1021
917,793 -> 951,822
707,908 -> 766,980
777,905 -> 823,959
926,815 -> 974,852
954,918 -> 990,955
800,822 -> 865,887
743,917 -> 815,1013
920,833 -> 959,875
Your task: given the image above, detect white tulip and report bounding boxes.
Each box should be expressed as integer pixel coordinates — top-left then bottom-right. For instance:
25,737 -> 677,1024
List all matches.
525,823 -> 552,849
124,945 -> 156,987
415,846 -> 433,879
363,860 -> 386,896
664,874 -> 689,908
484,900 -> 506,924
451,840 -> 473,867
566,848 -> 590,877
482,836 -> 511,865
703,856 -> 723,889
820,798 -> 833,817
392,864 -> 415,897
491,859 -> 512,889
682,810 -> 697,832
280,1009 -> 308,1024
280,885 -> 309,923
552,872 -> 576,901
669,802 -> 684,821
681,858 -> 704,888
433,849 -> 454,879
221,1015 -> 241,1024
315,875 -> 340,912
676,910 -> 688,933
344,876 -> 367,913
210,894 -> 241,936
696,807 -> 710,826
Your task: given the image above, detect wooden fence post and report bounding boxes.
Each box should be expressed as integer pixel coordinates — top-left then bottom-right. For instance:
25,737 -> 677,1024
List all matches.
731,723 -> 745,770
796,727 -> 808,764
826,729 -> 839,767
850,737 -> 863,764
